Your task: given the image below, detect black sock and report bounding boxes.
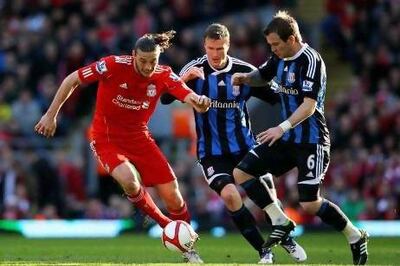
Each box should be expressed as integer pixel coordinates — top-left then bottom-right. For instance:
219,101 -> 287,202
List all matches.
229,205 -> 264,254
316,200 -> 348,231
240,178 -> 274,209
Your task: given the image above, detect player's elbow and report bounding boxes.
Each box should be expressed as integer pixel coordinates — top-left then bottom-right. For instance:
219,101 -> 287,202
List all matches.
303,98 -> 317,116
307,105 -> 316,116
67,71 -> 82,87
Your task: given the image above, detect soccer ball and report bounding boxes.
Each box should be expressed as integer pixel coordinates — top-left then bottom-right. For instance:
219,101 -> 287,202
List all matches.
161,220 -> 198,252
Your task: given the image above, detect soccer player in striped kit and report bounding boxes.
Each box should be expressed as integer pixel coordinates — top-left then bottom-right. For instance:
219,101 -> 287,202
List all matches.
232,11 -> 368,265
162,23 -> 306,264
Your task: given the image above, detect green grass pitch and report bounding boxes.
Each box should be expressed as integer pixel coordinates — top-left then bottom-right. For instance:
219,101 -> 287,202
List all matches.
1,232 -> 399,265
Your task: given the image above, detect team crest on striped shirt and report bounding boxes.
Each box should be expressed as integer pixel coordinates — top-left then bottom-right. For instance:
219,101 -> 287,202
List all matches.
287,72 -> 295,83
232,85 -> 240,96
147,84 -> 157,97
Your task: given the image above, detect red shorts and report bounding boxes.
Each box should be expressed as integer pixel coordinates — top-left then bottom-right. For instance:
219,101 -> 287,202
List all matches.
90,137 -> 176,187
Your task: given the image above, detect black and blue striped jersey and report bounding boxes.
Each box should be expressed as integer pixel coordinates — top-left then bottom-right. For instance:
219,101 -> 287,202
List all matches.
258,43 -> 330,146
162,55 -> 278,159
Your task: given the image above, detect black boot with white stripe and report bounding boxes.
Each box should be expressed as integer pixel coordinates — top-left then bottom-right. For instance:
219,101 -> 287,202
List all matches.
350,230 -> 369,265
262,220 -> 296,249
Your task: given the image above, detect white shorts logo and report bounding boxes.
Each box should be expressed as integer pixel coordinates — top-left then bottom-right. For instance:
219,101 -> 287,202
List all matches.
207,166 -> 215,176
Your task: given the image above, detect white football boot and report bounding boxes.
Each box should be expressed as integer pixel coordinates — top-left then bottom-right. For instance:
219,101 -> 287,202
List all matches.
182,231 -> 203,263
280,236 -> 307,262
182,250 -> 204,263
258,247 -> 274,264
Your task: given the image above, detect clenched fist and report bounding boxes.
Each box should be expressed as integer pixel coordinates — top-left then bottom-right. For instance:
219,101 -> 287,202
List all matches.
231,72 -> 248,86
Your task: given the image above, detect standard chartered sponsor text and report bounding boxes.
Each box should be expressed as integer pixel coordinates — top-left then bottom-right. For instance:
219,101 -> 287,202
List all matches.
113,95 -> 142,110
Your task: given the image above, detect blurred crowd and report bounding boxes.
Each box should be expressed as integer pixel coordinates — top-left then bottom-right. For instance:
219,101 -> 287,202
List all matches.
319,0 -> 400,222
0,0 -> 398,230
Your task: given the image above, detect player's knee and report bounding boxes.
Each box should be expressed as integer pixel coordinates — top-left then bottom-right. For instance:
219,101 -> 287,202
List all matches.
300,200 -> 322,214
233,168 -> 249,184
210,175 -> 233,195
116,174 -> 141,195
120,179 -> 141,195
220,184 -> 242,210
111,167 -> 141,195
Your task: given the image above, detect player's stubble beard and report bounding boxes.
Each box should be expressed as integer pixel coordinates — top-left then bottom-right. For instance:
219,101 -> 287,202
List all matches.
134,60 -> 155,78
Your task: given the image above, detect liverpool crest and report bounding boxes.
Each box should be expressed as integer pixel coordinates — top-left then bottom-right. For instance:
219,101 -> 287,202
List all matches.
147,84 -> 156,97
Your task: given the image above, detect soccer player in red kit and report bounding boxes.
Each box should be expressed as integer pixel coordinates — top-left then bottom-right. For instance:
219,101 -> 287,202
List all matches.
35,31 -> 209,263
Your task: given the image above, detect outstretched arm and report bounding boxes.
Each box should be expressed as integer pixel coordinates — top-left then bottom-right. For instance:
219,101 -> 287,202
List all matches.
250,85 -> 280,105
183,93 -> 210,113
181,66 -> 204,82
161,66 -> 205,105
257,97 -> 317,146
34,71 -> 81,137
232,70 -> 270,87
232,56 -> 278,87
285,97 -> 317,128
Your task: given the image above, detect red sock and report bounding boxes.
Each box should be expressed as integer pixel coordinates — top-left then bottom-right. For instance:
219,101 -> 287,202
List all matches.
127,187 -> 171,228
168,202 -> 191,223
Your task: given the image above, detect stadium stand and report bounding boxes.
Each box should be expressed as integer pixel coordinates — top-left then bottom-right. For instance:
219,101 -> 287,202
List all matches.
0,0 -> 398,228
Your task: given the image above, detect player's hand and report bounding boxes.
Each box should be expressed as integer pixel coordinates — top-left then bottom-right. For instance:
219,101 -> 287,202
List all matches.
34,113 -> 57,138
182,67 -> 205,82
190,94 -> 211,113
256,126 -> 284,147
231,73 -> 248,86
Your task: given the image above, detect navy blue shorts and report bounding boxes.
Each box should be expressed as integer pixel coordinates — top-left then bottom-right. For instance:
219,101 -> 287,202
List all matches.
199,152 -> 247,194
236,140 -> 330,202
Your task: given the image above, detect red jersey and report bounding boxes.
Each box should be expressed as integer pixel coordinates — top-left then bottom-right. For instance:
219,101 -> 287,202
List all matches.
77,55 -> 192,140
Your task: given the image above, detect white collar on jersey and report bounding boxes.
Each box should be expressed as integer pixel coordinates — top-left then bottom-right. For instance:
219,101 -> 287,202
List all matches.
207,55 -> 233,75
284,43 -> 308,61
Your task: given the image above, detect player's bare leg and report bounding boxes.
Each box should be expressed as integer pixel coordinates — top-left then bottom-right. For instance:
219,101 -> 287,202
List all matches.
155,179 -> 203,263
155,180 -> 191,223
111,161 -> 171,228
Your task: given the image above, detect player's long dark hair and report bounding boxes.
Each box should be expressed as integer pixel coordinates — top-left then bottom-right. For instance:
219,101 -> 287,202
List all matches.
134,30 -> 176,53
